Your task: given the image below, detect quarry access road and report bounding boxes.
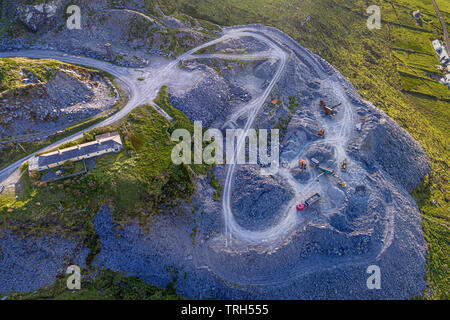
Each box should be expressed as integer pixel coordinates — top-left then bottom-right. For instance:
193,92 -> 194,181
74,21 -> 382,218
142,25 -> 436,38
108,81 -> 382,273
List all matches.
0,29 -> 288,195
0,49 -> 140,184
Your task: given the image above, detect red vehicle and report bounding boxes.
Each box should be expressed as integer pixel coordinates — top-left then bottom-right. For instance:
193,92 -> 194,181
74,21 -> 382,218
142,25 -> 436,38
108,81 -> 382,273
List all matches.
296,203 -> 305,211
296,193 -> 321,212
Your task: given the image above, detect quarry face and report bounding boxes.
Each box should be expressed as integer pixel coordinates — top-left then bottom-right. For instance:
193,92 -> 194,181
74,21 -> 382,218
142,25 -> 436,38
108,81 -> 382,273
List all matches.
160,26 -> 430,299
0,68 -> 117,140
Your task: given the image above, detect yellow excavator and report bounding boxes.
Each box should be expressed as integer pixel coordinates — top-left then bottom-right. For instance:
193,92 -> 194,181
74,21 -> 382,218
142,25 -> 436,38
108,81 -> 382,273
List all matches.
341,158 -> 347,170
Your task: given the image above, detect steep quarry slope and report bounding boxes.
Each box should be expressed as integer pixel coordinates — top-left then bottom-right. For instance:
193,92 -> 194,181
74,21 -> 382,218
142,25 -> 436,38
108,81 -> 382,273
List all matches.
0,58 -> 117,140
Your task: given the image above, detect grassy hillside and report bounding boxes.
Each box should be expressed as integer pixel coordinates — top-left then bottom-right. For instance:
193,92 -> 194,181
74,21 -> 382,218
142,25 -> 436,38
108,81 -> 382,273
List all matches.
152,0 -> 449,299
0,57 -> 61,92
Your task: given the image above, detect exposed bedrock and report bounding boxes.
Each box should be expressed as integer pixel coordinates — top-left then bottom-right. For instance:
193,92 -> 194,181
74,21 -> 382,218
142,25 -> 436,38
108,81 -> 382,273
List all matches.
350,109 -> 431,192
2,1 -> 220,67
232,166 -> 294,231
205,36 -> 271,54
0,231 -> 88,294
0,69 -> 116,139
169,67 -> 250,126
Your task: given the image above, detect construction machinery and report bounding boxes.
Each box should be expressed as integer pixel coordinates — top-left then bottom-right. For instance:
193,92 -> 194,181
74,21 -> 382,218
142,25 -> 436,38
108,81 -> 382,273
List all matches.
341,158 -> 347,170
320,100 -> 341,117
311,158 -> 347,188
310,158 -> 334,176
300,159 -> 307,172
336,179 -> 347,188
310,158 -> 320,167
317,128 -> 325,138
296,193 -> 321,212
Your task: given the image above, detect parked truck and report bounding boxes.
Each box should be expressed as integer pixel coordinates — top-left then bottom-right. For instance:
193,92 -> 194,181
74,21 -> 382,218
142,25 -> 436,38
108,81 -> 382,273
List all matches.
296,193 -> 321,212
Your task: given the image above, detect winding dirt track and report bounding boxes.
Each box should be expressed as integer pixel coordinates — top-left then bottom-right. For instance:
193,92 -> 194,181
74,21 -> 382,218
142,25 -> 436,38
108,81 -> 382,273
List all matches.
212,29 -> 357,249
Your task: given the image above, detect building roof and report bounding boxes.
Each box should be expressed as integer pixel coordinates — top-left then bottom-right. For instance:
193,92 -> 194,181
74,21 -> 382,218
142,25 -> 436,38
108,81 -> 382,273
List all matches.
432,40 -> 449,61
29,132 -> 122,171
